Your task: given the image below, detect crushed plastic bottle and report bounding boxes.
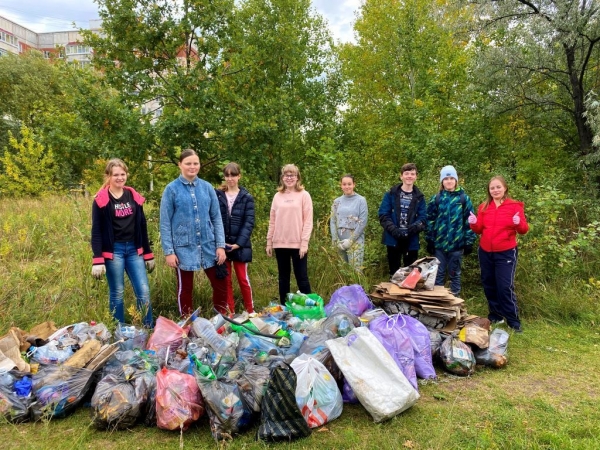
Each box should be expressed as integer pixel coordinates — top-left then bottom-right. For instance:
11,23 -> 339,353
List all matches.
192,317 -> 233,354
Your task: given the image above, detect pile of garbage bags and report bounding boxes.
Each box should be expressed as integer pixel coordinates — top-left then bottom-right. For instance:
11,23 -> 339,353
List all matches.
0,283 -> 510,441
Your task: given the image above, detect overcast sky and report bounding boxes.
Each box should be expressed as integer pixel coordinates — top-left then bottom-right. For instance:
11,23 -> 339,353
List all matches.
0,0 -> 360,43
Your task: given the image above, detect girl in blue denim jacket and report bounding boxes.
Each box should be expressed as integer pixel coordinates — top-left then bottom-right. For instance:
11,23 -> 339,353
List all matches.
160,149 -> 228,316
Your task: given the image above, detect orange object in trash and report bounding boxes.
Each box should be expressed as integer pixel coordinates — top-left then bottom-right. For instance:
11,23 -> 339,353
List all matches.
400,267 -> 422,289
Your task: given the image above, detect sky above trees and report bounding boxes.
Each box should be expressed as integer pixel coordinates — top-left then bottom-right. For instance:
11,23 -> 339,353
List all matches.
0,0 -> 360,42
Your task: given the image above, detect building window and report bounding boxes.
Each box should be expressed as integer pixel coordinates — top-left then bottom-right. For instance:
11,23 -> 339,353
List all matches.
0,31 -> 17,46
66,44 -> 90,55
43,51 -> 52,59
0,48 -> 8,57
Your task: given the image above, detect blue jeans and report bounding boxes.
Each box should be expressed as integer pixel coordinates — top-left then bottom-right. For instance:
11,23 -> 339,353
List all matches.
105,241 -> 153,326
434,249 -> 463,296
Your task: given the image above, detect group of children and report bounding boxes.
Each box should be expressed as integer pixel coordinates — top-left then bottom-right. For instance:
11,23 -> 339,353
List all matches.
91,154 -> 529,335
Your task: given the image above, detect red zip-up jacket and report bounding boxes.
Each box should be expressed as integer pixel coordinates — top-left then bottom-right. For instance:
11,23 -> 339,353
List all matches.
470,198 -> 529,252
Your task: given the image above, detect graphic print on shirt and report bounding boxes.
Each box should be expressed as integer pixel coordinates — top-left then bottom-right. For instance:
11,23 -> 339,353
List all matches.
398,190 -> 413,230
113,200 -> 133,218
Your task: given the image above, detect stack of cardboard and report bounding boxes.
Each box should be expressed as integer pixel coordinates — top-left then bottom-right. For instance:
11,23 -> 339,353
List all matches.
369,283 -> 467,331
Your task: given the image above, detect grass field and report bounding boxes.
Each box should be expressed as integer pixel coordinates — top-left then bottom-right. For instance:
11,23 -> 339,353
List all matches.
1,196 -> 599,449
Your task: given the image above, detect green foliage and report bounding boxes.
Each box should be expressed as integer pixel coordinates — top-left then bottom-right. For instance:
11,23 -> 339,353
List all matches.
0,126 -> 61,197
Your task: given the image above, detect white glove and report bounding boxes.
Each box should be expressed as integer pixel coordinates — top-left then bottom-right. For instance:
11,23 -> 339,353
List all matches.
145,259 -> 155,273
468,212 -> 477,224
513,213 -> 520,225
91,264 -> 106,279
338,239 -> 352,251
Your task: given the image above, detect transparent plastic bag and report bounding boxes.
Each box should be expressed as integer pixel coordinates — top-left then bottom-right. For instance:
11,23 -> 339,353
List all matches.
31,365 -> 94,419
195,373 -> 253,440
91,374 -> 140,430
114,323 -> 148,351
439,333 -> 476,376
30,342 -> 74,365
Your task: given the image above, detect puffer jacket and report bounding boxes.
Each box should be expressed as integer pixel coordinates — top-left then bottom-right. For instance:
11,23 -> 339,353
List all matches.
215,187 -> 255,263
378,184 -> 427,250
426,187 -> 476,252
470,198 -> 529,252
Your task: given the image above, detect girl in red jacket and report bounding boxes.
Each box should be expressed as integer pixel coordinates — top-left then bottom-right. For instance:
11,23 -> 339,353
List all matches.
469,176 -> 529,332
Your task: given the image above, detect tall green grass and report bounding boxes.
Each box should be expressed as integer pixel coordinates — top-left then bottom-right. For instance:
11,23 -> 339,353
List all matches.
0,195 -> 598,332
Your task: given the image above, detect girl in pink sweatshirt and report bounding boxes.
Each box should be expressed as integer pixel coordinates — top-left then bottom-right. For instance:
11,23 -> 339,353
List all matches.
266,164 -> 313,304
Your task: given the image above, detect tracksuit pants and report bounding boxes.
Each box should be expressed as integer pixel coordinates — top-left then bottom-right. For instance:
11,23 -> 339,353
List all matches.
224,260 -> 254,313
176,266 -> 229,317
478,247 -> 521,328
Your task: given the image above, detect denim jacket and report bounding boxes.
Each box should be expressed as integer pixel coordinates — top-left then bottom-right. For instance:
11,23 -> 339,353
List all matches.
160,175 -> 226,271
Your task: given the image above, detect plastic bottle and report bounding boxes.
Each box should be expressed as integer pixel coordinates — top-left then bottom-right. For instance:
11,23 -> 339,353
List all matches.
192,317 -> 233,354
338,318 -> 351,337
288,291 -> 316,306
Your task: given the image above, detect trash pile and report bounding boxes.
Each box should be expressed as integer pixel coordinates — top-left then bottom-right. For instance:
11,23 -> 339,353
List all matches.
0,269 -> 511,441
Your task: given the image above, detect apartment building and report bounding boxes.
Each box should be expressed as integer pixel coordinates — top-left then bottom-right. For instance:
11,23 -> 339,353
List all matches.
0,14 -> 101,68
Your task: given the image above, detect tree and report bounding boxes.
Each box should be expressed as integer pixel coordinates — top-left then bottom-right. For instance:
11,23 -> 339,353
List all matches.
82,0 -> 237,167
0,125 -> 59,196
338,0 -> 486,181
471,0 -> 600,157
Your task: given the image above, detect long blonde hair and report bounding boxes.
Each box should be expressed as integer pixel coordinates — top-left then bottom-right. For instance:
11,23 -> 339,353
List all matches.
103,158 -> 128,188
277,164 -> 304,192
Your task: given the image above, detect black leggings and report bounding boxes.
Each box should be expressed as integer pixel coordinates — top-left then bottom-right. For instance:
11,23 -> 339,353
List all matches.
386,243 -> 418,276
274,248 -> 312,304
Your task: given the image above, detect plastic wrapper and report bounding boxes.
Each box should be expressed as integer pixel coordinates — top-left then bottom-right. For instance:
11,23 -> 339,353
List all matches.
439,333 -> 476,376
290,354 -> 343,428
91,374 -> 140,429
397,315 -> 436,380
400,267 -> 422,289
195,370 -> 253,440
30,342 -> 74,365
325,285 -> 373,316
285,294 -> 325,320
474,329 -> 509,369
429,330 -> 443,358
326,327 -> 419,423
235,363 -> 270,412
31,365 -> 94,419
114,323 -> 148,351
257,361 -> 311,441
156,367 -> 204,431
369,314 -> 418,390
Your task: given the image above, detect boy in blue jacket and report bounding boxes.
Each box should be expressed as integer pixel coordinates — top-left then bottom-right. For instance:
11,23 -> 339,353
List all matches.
378,163 -> 427,277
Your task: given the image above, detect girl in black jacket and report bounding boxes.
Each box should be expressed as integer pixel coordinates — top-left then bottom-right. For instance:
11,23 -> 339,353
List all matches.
215,162 -> 256,313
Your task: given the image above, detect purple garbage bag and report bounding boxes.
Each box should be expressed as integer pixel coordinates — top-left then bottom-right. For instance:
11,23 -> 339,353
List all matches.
397,315 -> 436,380
368,315 -> 418,391
342,378 -> 359,404
325,285 -> 373,316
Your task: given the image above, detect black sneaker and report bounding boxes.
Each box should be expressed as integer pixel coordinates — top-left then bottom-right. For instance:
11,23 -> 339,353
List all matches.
511,325 -> 523,333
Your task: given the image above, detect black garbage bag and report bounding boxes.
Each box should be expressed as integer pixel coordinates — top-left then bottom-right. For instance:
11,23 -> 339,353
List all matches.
257,361 -> 311,442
